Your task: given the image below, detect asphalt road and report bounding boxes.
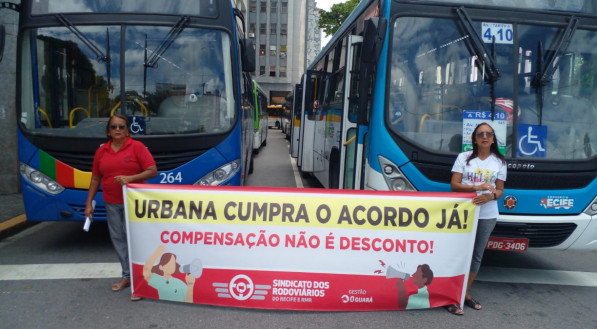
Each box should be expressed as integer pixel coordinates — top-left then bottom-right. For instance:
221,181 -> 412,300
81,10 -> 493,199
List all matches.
1,129 -> 596,329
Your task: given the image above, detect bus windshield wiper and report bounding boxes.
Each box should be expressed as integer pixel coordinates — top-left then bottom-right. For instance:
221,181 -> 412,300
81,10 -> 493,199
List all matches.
145,16 -> 190,68
55,14 -> 110,64
456,7 -> 500,82
532,16 -> 579,87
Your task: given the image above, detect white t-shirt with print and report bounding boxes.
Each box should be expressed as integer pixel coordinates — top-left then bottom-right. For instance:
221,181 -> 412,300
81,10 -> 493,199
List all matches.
451,151 -> 507,219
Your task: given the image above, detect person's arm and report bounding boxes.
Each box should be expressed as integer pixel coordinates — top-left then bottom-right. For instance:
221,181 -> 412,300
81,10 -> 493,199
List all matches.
451,172 -> 495,193
114,165 -> 158,186
84,174 -> 101,220
494,178 -> 505,200
143,244 -> 166,282
396,279 -> 407,309
185,274 -> 196,303
452,172 -> 498,206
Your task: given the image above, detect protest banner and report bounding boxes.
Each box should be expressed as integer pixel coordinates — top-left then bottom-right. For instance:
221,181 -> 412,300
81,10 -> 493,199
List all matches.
124,184 -> 478,311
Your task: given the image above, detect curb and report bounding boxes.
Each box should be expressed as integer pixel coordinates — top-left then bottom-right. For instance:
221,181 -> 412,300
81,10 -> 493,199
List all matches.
0,214 -> 28,238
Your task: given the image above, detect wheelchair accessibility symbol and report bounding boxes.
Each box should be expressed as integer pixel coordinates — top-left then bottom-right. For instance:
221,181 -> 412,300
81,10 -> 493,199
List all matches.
128,116 -> 145,135
517,124 -> 547,157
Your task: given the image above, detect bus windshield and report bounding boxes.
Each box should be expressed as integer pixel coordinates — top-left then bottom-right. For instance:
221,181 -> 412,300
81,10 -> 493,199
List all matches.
388,16 -> 597,160
19,24 -> 234,136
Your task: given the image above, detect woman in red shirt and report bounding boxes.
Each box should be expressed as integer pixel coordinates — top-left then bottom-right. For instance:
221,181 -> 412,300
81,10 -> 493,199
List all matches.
85,114 -> 157,301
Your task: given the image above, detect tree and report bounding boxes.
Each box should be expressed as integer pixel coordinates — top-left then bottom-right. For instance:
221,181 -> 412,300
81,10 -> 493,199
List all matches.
318,0 -> 360,37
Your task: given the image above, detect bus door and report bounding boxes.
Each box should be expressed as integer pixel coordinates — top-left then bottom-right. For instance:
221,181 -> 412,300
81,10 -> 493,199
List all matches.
297,75 -> 307,167
290,83 -> 303,158
340,36 -> 363,189
298,70 -> 322,172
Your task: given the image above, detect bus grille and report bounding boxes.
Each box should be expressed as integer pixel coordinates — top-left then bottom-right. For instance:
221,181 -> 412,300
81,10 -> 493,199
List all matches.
47,150 -> 205,172
492,222 -> 577,248
413,163 -> 593,189
68,203 -> 107,221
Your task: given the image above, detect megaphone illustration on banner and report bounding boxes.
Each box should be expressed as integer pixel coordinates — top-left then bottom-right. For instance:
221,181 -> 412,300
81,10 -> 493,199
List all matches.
386,265 -> 411,280
181,259 -> 203,278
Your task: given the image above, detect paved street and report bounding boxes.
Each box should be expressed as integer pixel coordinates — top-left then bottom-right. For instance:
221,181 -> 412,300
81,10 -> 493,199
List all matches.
1,130 -> 596,329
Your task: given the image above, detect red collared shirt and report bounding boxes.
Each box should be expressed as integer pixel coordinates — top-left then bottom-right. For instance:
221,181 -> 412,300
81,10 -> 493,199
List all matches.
92,137 -> 156,204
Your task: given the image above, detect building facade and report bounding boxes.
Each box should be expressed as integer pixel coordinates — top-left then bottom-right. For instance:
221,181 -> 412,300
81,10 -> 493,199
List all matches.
245,0 -> 320,104
0,1 -> 20,194
306,0 -> 322,69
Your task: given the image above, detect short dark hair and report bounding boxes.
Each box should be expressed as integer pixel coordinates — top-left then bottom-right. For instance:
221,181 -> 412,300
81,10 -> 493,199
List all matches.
418,264 -> 434,285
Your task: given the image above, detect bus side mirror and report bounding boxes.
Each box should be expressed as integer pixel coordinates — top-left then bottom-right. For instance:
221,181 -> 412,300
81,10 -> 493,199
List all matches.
0,24 -> 5,63
362,17 -> 387,64
241,38 -> 256,73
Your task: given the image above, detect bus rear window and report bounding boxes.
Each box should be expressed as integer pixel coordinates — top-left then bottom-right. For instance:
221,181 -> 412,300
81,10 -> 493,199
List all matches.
31,0 -> 218,17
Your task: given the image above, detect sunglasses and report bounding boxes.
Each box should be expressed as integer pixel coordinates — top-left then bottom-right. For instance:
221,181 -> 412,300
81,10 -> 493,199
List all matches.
110,124 -> 127,130
476,131 -> 494,138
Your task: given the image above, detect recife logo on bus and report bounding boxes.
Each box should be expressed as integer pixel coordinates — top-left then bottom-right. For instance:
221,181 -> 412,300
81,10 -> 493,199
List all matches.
540,196 -> 574,210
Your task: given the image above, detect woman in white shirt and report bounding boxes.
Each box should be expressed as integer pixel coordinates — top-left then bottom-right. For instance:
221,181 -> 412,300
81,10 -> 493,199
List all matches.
445,122 -> 507,315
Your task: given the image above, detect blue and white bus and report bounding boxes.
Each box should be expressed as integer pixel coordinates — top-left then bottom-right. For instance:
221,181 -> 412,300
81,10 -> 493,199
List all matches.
0,0 -> 256,221
296,0 -> 597,250
252,80 -> 268,151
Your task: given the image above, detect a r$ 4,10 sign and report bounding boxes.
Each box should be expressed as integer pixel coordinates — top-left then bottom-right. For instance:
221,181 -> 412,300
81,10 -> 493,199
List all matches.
482,22 -> 513,44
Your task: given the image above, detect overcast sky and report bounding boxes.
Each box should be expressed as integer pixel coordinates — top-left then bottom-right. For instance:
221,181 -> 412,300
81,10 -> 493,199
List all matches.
316,0 -> 344,11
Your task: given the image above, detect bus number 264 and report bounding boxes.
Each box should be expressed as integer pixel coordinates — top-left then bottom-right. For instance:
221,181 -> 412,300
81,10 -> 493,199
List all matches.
160,172 -> 183,184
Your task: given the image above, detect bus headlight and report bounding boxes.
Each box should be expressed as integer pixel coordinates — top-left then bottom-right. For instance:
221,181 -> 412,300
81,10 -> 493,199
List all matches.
47,182 -> 60,192
19,162 -> 65,195
194,160 -> 240,186
30,171 -> 43,183
213,168 -> 227,181
390,178 -> 408,191
378,155 -> 416,192
584,197 -> 597,216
